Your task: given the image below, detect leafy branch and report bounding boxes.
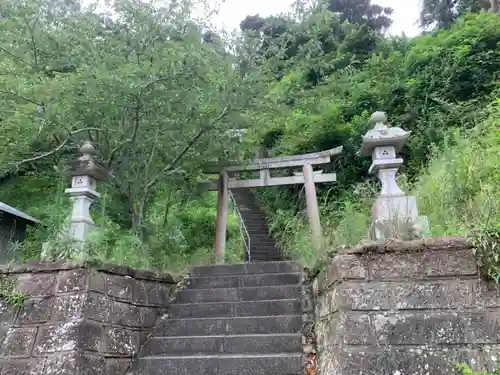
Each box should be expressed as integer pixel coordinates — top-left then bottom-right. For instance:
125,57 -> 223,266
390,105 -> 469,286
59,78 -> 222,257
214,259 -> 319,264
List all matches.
16,127 -> 103,165
145,105 -> 230,190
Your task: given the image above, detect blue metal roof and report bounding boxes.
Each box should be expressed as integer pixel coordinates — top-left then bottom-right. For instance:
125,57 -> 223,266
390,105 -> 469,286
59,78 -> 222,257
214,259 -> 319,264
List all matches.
0,202 -> 40,224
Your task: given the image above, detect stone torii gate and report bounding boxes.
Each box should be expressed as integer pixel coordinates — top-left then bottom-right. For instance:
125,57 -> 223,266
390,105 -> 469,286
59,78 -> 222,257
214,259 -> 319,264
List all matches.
203,146 -> 343,263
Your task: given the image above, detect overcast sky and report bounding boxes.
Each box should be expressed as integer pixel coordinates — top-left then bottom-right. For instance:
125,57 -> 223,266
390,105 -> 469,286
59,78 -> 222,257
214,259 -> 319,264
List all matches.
212,0 -> 422,36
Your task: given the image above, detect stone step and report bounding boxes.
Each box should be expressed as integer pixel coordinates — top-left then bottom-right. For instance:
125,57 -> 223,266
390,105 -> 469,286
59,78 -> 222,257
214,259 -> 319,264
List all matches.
168,299 -> 301,318
243,222 -> 267,228
239,212 -> 265,217
249,249 -> 281,254
240,213 -> 269,220
249,248 -> 281,253
236,200 -> 261,207
244,208 -> 265,213
250,254 -> 283,258
137,353 -> 303,375
249,255 -> 284,260
249,244 -> 280,248
242,220 -> 271,226
246,235 -> 272,239
249,250 -> 280,256
176,285 -> 301,303
244,228 -> 271,234
244,226 -> 270,231
243,228 -> 272,235
248,243 -> 278,249
247,236 -> 274,242
231,195 -> 260,202
242,223 -> 270,228
185,273 -> 301,289
250,249 -> 279,254
250,257 -> 285,262
239,209 -> 268,214
248,238 -> 276,243
143,333 -> 301,356
155,315 -> 302,336
246,232 -> 273,237
245,231 -> 272,236
245,227 -> 271,232
249,249 -> 283,255
190,261 -> 300,277
239,210 -> 268,216
243,224 -> 271,230
248,244 -> 277,250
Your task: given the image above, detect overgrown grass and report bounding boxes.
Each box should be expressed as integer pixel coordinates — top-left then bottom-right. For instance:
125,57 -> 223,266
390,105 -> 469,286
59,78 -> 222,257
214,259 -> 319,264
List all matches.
265,100 -> 500,271
266,188 -> 373,268
414,102 -> 500,279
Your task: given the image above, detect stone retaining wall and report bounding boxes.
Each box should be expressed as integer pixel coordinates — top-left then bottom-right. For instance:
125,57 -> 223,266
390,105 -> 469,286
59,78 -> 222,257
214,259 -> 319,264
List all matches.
311,237 -> 500,375
0,261 -> 177,375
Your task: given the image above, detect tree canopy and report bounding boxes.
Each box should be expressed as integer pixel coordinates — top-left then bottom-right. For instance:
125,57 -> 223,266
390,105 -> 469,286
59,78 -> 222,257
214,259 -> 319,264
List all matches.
419,0 -> 497,28
0,0 -> 266,230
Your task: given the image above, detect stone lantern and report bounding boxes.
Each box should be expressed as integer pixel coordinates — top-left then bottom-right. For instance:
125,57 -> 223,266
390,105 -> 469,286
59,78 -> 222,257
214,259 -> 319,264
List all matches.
359,111 -> 427,240
65,141 -> 108,244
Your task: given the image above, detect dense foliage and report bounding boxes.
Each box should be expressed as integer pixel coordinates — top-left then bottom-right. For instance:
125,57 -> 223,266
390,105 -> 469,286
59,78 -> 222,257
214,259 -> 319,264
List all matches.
0,0 -> 498,274
241,7 -> 500,267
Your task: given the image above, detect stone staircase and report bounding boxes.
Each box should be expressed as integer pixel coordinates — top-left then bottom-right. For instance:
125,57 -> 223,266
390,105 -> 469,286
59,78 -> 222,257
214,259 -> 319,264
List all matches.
230,188 -> 284,262
135,261 -> 303,375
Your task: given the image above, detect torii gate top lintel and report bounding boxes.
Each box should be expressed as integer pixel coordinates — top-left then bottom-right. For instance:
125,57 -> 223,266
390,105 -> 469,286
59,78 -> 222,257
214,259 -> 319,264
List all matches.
203,146 -> 343,191
202,146 -> 343,174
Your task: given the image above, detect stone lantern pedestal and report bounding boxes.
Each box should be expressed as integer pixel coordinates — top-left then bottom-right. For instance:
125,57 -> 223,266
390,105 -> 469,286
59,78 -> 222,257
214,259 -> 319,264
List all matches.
65,141 -> 108,245
359,112 -> 428,240
41,142 -> 108,260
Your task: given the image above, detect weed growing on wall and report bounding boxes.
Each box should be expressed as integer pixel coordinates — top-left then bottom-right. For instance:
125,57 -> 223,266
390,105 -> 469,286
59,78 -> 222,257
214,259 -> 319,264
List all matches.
0,275 -> 25,309
457,363 -> 500,375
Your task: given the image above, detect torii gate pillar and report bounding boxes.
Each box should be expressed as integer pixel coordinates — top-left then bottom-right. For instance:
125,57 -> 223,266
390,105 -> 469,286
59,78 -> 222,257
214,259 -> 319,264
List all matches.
303,163 -> 323,249
214,171 -> 229,264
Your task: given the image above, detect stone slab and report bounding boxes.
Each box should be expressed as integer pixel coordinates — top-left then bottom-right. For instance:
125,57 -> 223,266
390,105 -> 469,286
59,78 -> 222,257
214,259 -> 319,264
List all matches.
185,273 -> 300,289
190,262 -> 301,277
143,334 -> 301,355
176,285 -> 301,303
369,249 -> 477,279
373,310 -> 500,345
335,280 -> 474,310
168,299 -> 301,318
137,354 -> 303,375
156,315 -> 302,336
323,347 -> 486,375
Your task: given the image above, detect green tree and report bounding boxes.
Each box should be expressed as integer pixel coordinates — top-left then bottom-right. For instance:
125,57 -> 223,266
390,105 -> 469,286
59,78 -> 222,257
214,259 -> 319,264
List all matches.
324,0 -> 393,31
419,0 -> 492,28
0,0 -> 263,236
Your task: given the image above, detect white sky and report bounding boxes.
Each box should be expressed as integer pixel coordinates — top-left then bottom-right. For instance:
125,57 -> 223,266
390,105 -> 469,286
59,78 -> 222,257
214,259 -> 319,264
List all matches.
212,0 -> 422,36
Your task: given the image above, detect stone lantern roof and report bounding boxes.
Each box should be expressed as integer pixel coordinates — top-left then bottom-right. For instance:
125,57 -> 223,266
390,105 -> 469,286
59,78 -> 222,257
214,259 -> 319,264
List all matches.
358,111 -> 411,157
69,141 -> 109,181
